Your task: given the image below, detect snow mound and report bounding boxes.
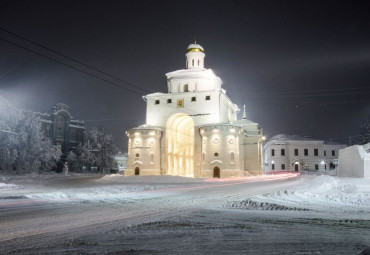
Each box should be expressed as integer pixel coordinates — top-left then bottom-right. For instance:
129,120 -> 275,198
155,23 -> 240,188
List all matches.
25,184 -> 161,201
0,182 -> 23,190
224,199 -> 309,211
241,176 -> 370,213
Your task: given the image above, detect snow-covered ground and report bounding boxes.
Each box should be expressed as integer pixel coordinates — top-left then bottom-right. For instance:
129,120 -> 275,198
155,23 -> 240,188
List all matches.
226,175 -> 370,216
0,173 -> 369,254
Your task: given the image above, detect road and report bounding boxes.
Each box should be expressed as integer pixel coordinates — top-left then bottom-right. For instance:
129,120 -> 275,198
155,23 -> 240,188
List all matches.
0,174 -> 369,254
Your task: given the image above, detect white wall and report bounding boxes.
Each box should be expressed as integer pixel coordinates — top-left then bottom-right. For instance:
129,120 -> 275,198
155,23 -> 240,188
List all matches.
338,144 -> 370,178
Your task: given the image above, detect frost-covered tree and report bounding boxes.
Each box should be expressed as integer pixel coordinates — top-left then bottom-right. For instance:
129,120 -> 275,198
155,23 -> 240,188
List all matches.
360,117 -> 370,144
80,127 -> 118,173
0,95 -> 62,173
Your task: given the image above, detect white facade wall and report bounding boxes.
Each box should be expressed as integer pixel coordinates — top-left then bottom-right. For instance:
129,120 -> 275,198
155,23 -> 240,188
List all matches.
145,90 -> 238,127
338,144 -> 370,178
126,128 -> 162,176
200,125 -> 242,178
166,69 -> 222,93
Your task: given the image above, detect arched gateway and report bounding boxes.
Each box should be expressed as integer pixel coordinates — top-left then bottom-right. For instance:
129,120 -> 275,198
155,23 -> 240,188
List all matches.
166,113 -> 194,177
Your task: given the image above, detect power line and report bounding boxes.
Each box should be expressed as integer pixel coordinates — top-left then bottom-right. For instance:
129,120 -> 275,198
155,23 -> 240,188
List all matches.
0,26 -> 148,94
0,37 -> 144,96
227,85 -> 370,96
0,34 -> 215,124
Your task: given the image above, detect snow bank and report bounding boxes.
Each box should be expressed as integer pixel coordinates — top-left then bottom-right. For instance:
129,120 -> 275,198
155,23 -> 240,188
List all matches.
0,182 -> 23,190
230,176 -> 370,213
25,184 -> 162,201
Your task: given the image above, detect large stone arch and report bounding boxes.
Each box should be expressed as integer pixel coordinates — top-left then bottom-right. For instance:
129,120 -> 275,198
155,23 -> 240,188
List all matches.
166,113 -> 194,177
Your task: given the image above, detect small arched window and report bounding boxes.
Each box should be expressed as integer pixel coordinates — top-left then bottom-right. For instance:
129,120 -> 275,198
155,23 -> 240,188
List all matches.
151,153 -> 154,163
192,59 -> 194,66
184,84 -> 189,92
186,60 -> 188,68
231,152 -> 234,161
135,153 -> 139,158
202,152 -> 205,161
198,59 -> 200,66
214,152 -> 219,158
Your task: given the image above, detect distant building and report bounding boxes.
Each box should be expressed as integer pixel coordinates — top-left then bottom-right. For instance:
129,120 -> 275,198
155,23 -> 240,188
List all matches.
263,134 -> 346,172
38,103 -> 85,154
114,152 -> 128,173
125,42 -> 264,178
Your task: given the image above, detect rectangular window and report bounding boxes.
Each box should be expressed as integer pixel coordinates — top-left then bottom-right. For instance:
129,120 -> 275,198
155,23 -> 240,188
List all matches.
57,127 -> 62,138
167,99 -> 172,103
272,164 -> 275,170
324,150 -> 326,156
304,149 -> 308,156
191,97 -> 196,102
294,149 -> 298,156
281,149 -> 285,156
315,164 -> 319,170
155,100 -> 160,105
281,164 -> 285,170
271,149 -> 275,156
205,95 -> 211,100
314,149 -> 318,156
332,150 -> 335,156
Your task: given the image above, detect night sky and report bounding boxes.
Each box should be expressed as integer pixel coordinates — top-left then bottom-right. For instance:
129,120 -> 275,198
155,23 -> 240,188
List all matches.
1,0 -> 370,150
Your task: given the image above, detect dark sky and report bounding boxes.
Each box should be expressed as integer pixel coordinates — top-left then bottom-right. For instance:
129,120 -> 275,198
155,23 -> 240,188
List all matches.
1,0 -> 370,150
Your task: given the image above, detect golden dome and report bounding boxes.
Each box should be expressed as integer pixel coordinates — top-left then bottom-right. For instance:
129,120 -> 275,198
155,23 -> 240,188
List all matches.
186,43 -> 204,53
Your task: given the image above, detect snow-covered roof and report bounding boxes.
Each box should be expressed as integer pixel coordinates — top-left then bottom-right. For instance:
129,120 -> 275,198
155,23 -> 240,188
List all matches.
268,134 -> 346,146
186,43 -> 204,52
165,68 -> 218,81
131,125 -> 163,131
324,140 -> 347,146
146,92 -> 166,97
269,134 -> 321,142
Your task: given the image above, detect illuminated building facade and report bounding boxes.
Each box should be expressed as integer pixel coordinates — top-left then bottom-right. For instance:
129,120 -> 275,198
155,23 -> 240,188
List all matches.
126,42 -> 264,178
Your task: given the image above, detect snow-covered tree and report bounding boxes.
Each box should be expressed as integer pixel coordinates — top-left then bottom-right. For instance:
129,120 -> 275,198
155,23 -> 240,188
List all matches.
0,95 -> 62,173
80,127 -> 118,173
360,117 -> 370,144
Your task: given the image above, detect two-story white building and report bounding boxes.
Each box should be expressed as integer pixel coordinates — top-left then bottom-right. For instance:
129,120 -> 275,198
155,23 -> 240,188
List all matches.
263,134 -> 346,172
125,42 -> 264,178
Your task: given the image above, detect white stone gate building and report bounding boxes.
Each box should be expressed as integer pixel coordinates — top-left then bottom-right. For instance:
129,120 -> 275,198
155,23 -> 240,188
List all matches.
125,42 -> 264,178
